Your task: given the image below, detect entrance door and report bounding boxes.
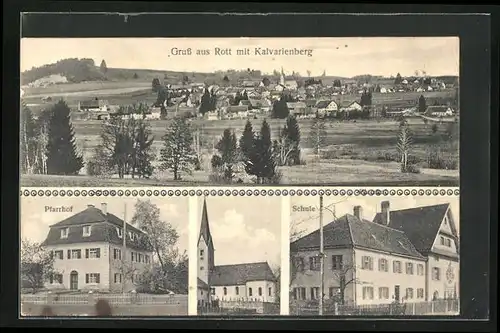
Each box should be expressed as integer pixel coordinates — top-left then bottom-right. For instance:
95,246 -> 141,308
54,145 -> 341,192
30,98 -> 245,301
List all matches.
394,285 -> 400,302
70,271 -> 78,290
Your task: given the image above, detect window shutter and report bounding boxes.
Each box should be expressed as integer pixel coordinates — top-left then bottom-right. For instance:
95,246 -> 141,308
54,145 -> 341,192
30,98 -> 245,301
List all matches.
85,274 -> 89,284
96,274 -> 100,284
96,248 -> 101,258
85,249 -> 89,258
67,250 -> 70,259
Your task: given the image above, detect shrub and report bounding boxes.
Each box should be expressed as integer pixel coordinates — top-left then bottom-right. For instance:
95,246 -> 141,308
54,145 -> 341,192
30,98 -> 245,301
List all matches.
299,159 -> 307,165
208,171 -> 231,184
427,148 -> 458,170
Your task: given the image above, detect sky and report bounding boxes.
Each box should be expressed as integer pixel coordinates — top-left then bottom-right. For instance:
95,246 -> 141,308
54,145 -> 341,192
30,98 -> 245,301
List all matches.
20,196 -> 189,253
196,196 -> 281,269
20,37 -> 459,77
291,194 -> 460,239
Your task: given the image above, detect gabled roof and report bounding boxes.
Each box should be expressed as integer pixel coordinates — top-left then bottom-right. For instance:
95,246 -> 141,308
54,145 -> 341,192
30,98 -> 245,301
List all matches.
291,214 -> 424,259
373,203 -> 450,254
198,198 -> 214,250
42,205 -> 152,251
316,100 -> 334,109
198,277 -> 209,290
210,262 -> 277,286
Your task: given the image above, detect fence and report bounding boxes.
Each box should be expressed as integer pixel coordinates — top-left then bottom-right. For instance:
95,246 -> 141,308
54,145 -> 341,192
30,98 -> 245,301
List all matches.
198,299 -> 279,315
291,299 -> 459,316
21,293 -> 188,316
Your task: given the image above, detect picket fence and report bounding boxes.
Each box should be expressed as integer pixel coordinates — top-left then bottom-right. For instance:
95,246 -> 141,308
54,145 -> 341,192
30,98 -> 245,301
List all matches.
290,299 -> 459,316
21,293 -> 187,306
198,299 -> 279,315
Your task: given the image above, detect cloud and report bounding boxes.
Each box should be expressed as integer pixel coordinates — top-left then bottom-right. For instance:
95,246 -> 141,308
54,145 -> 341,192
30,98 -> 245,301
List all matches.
21,212 -> 57,243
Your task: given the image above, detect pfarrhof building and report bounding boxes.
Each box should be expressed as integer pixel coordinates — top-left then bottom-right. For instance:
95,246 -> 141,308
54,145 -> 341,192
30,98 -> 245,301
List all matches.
41,203 -> 154,292
197,199 -> 278,305
290,201 -> 459,306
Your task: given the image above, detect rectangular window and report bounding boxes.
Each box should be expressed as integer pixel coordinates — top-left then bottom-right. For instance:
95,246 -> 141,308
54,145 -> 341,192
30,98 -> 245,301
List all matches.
294,257 -> 305,272
310,287 -> 320,300
211,288 -> 215,295
113,248 -> 121,260
138,253 -> 143,263
86,273 -> 100,284
406,262 -> 414,275
200,266 -> 204,271
258,287 -> 262,296
131,252 -> 135,262
87,248 -> 100,259
60,228 -> 69,239
378,258 -> 388,272
292,288 -> 298,300
114,273 -> 122,283
309,256 -> 320,271
54,250 -> 63,260
362,287 -> 374,300
378,287 -> 389,299
417,264 -> 424,276
200,249 -> 204,258
332,255 -> 343,270
405,288 -> 414,299
83,225 -> 92,237
145,255 -> 150,264
71,249 -> 82,259
393,261 -> 402,273
446,239 -> 452,247
249,288 -> 253,297
329,287 -> 340,298
300,288 -> 306,300
440,236 -> 445,245
361,256 -> 373,270
417,288 -> 424,299
235,287 -> 239,295
269,287 -> 272,296
432,267 -> 441,281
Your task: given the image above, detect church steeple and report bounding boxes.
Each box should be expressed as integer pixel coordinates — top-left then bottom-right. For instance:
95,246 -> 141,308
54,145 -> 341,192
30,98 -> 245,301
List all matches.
198,198 -> 214,249
280,67 -> 285,86
198,197 -> 215,285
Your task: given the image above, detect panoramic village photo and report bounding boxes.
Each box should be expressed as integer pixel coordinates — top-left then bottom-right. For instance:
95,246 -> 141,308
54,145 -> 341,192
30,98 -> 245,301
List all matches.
20,37 -> 459,187
196,196 -> 281,315
19,195 -> 189,316
288,194 -> 460,316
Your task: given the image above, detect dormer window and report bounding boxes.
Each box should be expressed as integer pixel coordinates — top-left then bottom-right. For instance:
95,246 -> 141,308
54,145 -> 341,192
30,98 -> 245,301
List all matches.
83,225 -> 92,237
116,227 -> 123,238
60,228 -> 69,239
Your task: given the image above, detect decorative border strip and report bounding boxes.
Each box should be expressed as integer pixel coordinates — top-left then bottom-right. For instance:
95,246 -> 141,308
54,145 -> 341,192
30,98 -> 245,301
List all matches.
20,187 -> 460,197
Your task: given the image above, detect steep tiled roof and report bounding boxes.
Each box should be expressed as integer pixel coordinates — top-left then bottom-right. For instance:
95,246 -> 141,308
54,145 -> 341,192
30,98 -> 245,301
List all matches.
373,203 -> 450,254
316,100 -> 334,109
210,262 -> 277,286
198,278 -> 209,290
42,205 -> 152,252
291,214 -> 424,259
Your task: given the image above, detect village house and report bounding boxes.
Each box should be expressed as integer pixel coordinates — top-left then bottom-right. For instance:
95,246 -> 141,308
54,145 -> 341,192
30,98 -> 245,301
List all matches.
316,100 -> 339,118
425,106 -> 455,117
339,101 -> 363,113
197,199 -> 278,306
41,203 -> 154,293
77,98 -> 109,112
248,98 -> 272,113
290,201 -> 459,306
287,102 -> 307,116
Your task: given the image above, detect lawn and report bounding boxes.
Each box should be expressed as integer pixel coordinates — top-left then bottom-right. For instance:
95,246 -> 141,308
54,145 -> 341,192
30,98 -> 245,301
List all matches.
23,80 -> 152,96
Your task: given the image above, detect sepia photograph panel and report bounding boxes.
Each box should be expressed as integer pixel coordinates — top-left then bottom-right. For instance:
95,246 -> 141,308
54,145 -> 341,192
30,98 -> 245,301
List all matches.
195,196 -> 281,316
289,194 -> 459,316
20,37 -> 459,187
19,195 -> 189,317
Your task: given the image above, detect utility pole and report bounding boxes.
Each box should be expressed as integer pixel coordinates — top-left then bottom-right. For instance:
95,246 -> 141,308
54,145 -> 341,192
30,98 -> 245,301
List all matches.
121,203 -> 127,294
319,195 -> 324,315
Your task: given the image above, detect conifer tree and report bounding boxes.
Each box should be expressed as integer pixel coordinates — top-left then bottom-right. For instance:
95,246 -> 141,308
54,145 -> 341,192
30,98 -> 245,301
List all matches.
214,129 -> 238,181
239,120 -> 254,164
46,100 -> 84,175
284,115 -> 301,165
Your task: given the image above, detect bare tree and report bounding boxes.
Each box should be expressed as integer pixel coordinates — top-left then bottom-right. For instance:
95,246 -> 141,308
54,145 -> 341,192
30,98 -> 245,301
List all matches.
331,263 -> 360,305
397,119 -> 413,173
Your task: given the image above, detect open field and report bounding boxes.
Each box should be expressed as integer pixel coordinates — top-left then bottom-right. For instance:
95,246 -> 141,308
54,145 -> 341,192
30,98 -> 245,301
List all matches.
23,80 -> 152,96
20,117 -> 459,186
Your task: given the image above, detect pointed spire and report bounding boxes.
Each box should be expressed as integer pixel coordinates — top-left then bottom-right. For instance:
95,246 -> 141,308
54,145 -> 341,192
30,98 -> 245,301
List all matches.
199,197 -> 213,248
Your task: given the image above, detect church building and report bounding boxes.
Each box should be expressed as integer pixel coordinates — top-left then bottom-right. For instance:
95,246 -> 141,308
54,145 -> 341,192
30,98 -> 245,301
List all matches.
197,199 -> 278,306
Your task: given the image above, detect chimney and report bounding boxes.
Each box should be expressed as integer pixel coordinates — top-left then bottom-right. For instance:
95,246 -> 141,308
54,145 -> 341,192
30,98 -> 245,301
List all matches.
381,201 -> 390,225
87,204 -> 95,208
101,203 -> 107,215
353,205 -> 363,220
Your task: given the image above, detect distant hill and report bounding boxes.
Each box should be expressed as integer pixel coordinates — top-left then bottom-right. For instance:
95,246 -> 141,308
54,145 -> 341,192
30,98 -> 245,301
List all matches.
21,58 -> 458,87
